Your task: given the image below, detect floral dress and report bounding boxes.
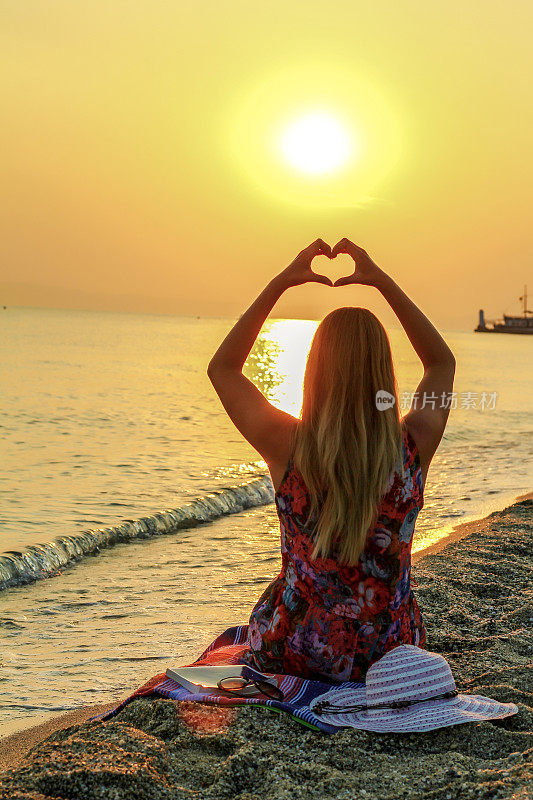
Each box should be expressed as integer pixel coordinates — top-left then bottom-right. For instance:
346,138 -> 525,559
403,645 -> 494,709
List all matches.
239,423 -> 426,683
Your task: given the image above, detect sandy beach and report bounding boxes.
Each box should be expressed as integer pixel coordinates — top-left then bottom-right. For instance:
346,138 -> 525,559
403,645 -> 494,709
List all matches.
0,495 -> 531,799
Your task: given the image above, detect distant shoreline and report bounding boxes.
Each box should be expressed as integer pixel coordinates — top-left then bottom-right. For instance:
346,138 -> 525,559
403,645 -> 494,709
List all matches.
0,305 -> 487,332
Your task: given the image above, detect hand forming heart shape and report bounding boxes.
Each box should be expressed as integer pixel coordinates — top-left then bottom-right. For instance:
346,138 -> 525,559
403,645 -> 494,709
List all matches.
312,251 -> 356,286
278,238 -> 386,289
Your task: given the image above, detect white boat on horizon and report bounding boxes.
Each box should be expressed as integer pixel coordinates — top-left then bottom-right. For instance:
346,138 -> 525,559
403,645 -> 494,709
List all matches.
475,285 -> 533,334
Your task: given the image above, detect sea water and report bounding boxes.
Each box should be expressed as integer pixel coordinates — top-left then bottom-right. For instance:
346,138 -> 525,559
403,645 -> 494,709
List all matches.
1,307 -> 532,736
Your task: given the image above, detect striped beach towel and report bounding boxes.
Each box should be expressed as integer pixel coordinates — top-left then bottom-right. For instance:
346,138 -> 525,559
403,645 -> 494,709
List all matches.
90,624 -> 365,734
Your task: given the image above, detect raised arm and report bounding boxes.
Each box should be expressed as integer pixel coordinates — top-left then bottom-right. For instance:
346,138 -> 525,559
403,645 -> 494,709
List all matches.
332,238 -> 456,480
207,239 -> 333,469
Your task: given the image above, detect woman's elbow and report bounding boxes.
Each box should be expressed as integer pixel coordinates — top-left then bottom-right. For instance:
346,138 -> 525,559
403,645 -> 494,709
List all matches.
439,347 -> 455,370
426,350 -> 455,377
445,350 -> 456,369
207,360 -> 219,381
207,360 -> 232,380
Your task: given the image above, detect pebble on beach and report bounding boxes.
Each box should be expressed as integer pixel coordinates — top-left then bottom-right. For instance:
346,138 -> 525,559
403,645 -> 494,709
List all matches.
0,499 -> 531,800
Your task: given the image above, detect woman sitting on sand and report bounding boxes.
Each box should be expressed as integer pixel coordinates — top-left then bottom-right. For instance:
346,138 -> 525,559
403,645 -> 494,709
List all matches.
207,238 -> 455,683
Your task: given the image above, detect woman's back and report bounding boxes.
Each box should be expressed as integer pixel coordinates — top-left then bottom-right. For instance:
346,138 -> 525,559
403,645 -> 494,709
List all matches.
208,237 -> 455,682
240,421 -> 426,683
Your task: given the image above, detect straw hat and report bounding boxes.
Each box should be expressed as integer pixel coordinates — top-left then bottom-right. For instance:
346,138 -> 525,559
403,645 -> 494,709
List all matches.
309,645 -> 518,732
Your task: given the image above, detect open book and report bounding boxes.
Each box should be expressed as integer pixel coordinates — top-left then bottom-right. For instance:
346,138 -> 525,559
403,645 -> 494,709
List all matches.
165,664 -> 278,696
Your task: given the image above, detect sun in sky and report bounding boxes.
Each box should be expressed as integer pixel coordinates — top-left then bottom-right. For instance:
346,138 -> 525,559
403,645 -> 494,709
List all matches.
225,62 -> 403,208
277,111 -> 355,176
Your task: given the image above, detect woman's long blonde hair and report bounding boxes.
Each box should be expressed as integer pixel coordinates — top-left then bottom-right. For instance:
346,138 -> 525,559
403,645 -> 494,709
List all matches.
291,307 -> 403,567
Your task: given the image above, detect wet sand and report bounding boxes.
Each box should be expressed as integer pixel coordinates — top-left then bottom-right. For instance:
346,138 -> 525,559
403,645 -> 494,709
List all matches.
411,490 -> 533,564
0,703 -> 118,775
0,495 -> 531,799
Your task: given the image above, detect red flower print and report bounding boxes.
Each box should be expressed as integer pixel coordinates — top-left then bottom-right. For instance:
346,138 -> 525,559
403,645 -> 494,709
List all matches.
290,481 -> 309,516
246,425 -> 426,682
356,577 -> 390,620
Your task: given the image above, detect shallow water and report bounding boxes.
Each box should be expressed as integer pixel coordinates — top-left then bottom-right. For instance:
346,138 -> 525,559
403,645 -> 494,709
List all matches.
1,307 -> 532,735
1,507 -> 281,735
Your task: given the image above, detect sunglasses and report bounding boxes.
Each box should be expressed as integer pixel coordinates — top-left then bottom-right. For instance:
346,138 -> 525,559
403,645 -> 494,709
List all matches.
217,675 -> 284,701
313,690 -> 459,715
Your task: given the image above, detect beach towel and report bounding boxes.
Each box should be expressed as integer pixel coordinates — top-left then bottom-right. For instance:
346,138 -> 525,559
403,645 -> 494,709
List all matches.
90,624 -> 365,734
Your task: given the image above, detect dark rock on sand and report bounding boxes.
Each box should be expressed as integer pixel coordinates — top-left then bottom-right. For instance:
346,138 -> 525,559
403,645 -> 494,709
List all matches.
0,499 -> 531,800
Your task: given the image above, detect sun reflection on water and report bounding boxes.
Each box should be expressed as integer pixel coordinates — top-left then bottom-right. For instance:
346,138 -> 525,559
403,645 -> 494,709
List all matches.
244,318 -> 318,416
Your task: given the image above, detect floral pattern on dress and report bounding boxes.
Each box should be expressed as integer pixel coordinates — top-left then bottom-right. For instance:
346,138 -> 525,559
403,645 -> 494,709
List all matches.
239,424 -> 426,683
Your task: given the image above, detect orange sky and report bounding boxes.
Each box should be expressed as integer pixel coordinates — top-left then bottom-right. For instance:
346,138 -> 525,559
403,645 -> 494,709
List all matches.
1,1 -> 532,328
